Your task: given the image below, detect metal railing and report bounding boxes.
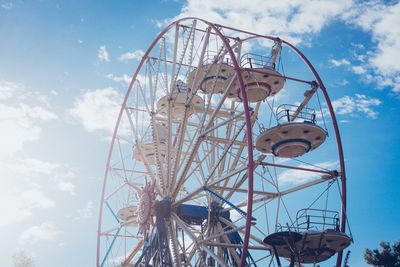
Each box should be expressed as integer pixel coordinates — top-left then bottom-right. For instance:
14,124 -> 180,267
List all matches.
295,208 -> 340,231
175,79 -> 188,93
276,104 -> 316,124
275,208 -> 340,233
240,53 -> 274,69
202,51 -> 232,66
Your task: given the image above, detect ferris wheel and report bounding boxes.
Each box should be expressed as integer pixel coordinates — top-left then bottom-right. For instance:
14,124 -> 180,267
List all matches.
96,18 -> 352,267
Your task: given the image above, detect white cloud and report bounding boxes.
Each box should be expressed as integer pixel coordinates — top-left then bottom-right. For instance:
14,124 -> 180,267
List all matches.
351,65 -> 366,75
0,188 -> 55,227
19,158 -> 62,175
330,58 -> 350,67
106,73 -> 132,85
20,190 -> 56,210
18,223 -> 62,244
342,2 -> 400,75
0,109 -> 40,158
351,43 -> 365,49
118,49 -> 145,62
171,0 -> 353,45
354,94 -> 382,119
0,80 -> 58,159
167,1 -> 400,93
98,45 -> 110,62
77,201 -> 94,219
0,157 -> 76,226
1,2 -> 13,10
69,87 -> 122,133
356,54 -> 366,63
332,94 -> 382,119
0,80 -> 18,99
278,161 -> 338,185
57,181 -> 76,195
332,96 -> 354,115
341,2 -> 400,92
0,80 -> 76,228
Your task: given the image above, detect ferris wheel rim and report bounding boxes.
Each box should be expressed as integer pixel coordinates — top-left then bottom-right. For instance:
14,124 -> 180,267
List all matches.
280,40 -> 348,267
96,16 -> 348,267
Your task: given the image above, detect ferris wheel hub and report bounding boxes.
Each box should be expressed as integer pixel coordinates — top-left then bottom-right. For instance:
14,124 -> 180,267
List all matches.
136,182 -> 156,235
155,197 -> 172,219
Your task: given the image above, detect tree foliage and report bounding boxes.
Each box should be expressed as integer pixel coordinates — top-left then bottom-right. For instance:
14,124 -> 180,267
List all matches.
364,241 -> 400,266
13,250 -> 34,267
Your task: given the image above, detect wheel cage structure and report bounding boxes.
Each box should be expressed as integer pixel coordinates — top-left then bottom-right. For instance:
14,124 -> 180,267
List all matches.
96,17 -> 348,267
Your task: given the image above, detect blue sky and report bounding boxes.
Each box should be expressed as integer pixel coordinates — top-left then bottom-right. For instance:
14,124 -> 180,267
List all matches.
0,0 -> 399,266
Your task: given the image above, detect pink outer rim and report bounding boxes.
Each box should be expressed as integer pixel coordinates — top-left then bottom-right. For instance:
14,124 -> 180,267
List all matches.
280,40 -> 347,267
96,17 -> 347,267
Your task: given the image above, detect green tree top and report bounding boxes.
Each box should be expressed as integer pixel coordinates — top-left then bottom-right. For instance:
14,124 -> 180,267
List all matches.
364,241 -> 400,266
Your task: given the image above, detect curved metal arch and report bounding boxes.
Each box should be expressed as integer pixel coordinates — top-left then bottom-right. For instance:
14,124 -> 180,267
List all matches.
281,40 -> 347,267
97,19 -> 177,267
230,30 -> 348,234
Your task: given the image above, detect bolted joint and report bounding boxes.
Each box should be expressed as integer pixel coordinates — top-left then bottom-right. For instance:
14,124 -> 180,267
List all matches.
311,80 -> 319,90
